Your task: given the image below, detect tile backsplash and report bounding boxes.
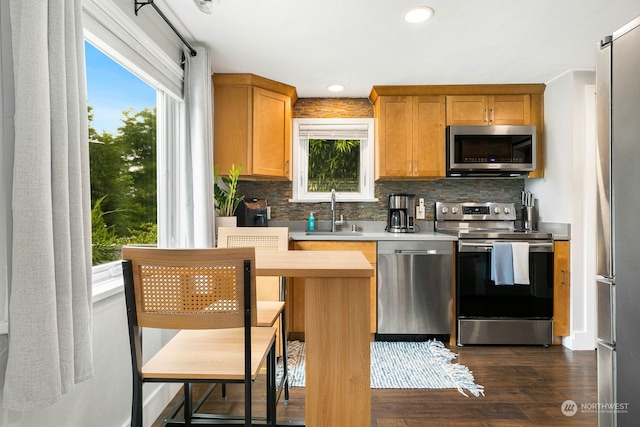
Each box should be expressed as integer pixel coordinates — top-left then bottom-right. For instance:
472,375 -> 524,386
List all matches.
236,97 -> 525,223
238,178 -> 526,222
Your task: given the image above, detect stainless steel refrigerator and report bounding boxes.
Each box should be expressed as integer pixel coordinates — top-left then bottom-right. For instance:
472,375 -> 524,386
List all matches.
596,15 -> 640,427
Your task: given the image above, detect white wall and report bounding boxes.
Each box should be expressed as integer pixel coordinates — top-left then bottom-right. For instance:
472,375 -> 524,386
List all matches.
526,70 -> 597,350
0,290 -> 180,427
0,293 -> 131,426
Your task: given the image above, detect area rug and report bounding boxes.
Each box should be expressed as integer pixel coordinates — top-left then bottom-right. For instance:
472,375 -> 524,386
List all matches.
283,339 -> 484,397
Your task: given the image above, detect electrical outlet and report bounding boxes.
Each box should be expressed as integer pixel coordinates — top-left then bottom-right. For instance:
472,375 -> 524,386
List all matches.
266,206 -> 271,220
416,198 -> 426,219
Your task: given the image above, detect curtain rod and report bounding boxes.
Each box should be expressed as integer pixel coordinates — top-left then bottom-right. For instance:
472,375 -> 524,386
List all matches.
134,1 -> 197,57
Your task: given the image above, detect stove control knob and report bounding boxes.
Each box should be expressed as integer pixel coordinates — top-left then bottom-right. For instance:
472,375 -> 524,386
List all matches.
504,207 -> 511,214
441,206 -> 449,214
494,207 -> 500,214
451,207 -> 459,214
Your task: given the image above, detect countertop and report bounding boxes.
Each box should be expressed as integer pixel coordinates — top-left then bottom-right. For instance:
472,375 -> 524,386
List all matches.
289,230 -> 457,241
269,220 -> 571,242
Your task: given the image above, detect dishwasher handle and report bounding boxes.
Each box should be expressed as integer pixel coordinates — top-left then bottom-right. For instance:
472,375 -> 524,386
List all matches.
378,249 -> 452,255
394,249 -> 437,255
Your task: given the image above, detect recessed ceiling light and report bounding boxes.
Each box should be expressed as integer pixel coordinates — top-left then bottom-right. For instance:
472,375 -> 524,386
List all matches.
403,6 -> 434,24
327,84 -> 345,92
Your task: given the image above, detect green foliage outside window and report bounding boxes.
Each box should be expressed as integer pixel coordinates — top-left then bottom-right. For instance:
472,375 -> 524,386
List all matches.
308,139 -> 360,192
89,106 -> 157,265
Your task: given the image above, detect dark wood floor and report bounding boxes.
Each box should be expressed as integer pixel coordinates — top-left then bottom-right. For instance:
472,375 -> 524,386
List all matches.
151,344 -> 597,427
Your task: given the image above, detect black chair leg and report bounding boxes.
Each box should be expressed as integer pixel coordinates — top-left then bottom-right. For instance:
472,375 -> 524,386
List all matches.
184,382 -> 192,426
267,342 -> 277,426
281,306 -> 289,405
132,377 -> 143,427
281,277 -> 290,405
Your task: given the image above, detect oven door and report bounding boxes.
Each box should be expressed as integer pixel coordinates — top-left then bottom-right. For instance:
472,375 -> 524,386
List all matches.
457,239 -> 554,319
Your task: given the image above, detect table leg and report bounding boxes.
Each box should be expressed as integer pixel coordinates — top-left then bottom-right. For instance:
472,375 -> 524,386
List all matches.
304,277 -> 371,427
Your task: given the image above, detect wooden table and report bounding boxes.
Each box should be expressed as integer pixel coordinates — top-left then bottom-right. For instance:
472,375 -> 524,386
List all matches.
256,250 -> 374,427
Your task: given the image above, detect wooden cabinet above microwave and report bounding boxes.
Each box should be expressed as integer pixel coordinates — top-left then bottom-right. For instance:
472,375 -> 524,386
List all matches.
446,95 -> 531,126
369,84 -> 545,178
213,74 -> 298,180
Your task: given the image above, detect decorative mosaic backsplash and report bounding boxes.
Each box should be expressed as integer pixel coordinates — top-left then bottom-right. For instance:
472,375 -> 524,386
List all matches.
234,97 -> 526,223
238,179 -> 526,222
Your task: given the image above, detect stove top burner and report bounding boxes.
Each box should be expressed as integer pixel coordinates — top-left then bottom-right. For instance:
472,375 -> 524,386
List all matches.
434,201 -> 551,240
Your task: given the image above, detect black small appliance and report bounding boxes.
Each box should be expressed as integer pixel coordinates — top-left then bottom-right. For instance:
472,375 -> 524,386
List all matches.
237,198 -> 268,227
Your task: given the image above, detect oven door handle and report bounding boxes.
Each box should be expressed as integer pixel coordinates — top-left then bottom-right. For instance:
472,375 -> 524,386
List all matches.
458,241 -> 554,252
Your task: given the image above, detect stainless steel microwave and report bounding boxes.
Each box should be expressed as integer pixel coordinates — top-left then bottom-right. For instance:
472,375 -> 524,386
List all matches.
446,125 -> 536,177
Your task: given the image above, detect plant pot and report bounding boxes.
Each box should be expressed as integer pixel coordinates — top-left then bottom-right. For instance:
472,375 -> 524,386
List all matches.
216,216 -> 237,237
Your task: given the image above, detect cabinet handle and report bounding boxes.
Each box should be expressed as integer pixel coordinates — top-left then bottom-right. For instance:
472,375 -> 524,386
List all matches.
484,108 -> 488,123
561,269 -> 566,285
490,108 -> 494,123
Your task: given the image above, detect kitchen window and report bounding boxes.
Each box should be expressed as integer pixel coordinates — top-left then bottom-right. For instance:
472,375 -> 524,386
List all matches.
84,1 -> 184,297
291,118 -> 376,202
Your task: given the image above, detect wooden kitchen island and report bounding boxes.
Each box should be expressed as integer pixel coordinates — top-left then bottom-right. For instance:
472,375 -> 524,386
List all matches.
255,250 -> 374,427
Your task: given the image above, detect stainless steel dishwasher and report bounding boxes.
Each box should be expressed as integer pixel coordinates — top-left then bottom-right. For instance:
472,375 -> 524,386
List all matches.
376,240 -> 453,338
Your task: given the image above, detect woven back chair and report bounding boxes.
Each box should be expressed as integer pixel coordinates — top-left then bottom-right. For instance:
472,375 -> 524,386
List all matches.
216,227 -> 290,404
122,246 -> 277,427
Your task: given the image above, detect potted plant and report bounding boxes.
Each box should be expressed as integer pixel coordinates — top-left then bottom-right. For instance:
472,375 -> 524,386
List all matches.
214,163 -> 244,227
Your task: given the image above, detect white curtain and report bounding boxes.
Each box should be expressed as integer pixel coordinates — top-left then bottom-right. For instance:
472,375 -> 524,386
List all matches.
180,47 -> 215,248
3,0 -> 93,410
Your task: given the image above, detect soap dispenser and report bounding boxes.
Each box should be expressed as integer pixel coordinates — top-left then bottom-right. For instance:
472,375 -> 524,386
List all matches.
308,212 -> 315,231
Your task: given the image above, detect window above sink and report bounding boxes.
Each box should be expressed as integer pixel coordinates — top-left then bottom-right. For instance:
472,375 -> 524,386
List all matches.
290,118 -> 377,203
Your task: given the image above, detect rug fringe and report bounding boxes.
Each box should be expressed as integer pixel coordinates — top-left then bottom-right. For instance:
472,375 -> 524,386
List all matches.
427,340 -> 485,397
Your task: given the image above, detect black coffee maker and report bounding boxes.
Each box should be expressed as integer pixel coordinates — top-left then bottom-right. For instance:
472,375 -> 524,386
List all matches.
237,198 -> 268,227
386,194 -> 416,233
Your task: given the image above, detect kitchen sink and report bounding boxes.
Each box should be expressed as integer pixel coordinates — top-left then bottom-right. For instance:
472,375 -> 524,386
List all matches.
304,231 -> 363,236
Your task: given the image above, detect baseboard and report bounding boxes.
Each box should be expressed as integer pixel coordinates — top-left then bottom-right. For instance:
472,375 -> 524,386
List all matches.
562,330 -> 596,350
120,382 -> 181,427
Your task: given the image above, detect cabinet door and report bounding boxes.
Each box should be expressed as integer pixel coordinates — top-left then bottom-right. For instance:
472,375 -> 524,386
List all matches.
490,95 -> 531,125
252,87 -> 291,178
413,96 -> 446,177
446,94 -> 531,126
553,241 -> 570,336
376,96 -> 413,178
213,85 -> 251,174
446,95 -> 487,126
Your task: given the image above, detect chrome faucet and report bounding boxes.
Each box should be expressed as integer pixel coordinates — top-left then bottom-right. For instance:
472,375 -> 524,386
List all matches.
330,188 -> 344,232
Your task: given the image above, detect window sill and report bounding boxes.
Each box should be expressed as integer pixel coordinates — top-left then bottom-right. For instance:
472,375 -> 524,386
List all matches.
92,260 -> 124,303
289,197 -> 379,203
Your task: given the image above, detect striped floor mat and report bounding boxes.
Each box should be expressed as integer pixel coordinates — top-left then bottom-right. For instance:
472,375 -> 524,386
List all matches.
283,339 -> 484,397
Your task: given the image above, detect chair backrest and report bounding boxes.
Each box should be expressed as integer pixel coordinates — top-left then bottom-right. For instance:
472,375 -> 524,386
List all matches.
122,246 -> 257,330
217,227 -> 289,251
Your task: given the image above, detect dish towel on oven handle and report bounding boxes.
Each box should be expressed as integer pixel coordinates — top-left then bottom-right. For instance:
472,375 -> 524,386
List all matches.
491,242 -> 514,285
511,242 -> 530,285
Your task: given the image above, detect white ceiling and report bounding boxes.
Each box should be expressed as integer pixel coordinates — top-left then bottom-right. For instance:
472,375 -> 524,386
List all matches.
158,0 -> 640,98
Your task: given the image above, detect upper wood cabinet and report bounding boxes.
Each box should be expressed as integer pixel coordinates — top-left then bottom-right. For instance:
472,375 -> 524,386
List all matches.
370,84 -> 545,178
213,74 -> 297,180
446,95 -> 531,126
374,95 -> 446,178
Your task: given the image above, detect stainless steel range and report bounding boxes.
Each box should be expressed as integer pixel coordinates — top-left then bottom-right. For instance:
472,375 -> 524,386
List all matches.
435,202 -> 555,346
